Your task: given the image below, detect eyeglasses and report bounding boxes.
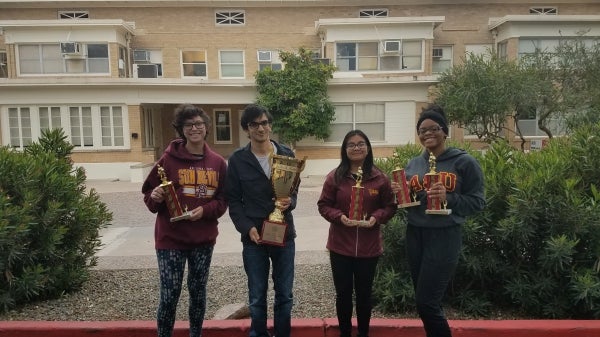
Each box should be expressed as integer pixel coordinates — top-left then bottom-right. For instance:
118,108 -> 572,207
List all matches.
346,142 -> 367,150
417,126 -> 442,135
248,120 -> 271,129
183,121 -> 206,130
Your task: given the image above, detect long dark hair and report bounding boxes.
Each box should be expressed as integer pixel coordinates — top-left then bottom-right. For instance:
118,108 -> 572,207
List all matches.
334,129 -> 374,184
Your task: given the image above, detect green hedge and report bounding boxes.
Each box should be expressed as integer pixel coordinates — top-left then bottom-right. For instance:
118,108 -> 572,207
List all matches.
375,124 -> 600,318
0,129 -> 112,312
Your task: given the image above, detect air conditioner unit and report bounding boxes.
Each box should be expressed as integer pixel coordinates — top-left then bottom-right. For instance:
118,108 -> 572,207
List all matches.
312,58 -> 330,65
383,40 -> 401,53
133,50 -> 150,62
60,42 -> 82,55
257,51 -> 272,62
135,64 -> 159,78
432,48 -> 444,58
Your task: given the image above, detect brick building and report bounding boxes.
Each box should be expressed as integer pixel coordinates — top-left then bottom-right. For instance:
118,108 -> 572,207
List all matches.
1,0 -> 599,180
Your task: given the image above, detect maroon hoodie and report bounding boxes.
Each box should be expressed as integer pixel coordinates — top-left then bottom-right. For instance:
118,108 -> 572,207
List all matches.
318,167 -> 396,257
142,138 -> 228,250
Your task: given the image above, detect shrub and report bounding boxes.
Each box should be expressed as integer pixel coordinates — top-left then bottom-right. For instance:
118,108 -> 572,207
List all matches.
375,125 -> 600,318
0,129 -> 112,312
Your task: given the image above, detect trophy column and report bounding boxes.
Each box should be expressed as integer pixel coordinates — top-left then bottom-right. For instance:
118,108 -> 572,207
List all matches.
392,167 -> 420,208
424,153 -> 452,215
157,165 -> 193,222
347,167 -> 370,227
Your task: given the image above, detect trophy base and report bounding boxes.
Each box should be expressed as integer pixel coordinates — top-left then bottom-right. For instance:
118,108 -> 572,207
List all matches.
170,211 -> 193,222
347,219 -> 371,227
425,209 -> 452,215
260,220 -> 288,246
398,201 -> 421,208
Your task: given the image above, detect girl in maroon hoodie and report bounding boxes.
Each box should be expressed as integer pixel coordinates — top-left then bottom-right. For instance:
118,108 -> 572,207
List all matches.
142,104 -> 228,337
318,130 -> 396,337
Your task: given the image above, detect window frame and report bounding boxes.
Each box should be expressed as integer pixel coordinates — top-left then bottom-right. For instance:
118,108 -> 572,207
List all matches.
219,50 -> 245,79
17,43 -> 110,76
0,50 -> 7,78
2,105 -> 129,150
327,103 -> 385,142
181,50 -> 207,78
257,50 -> 283,71
359,9 -> 389,18
432,45 -> 453,74
215,10 -> 245,25
335,40 -> 423,72
213,109 -> 233,144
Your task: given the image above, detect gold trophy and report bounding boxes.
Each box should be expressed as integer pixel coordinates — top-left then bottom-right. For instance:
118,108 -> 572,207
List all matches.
347,167 -> 370,227
157,165 -> 193,222
261,154 -> 307,246
424,153 -> 452,215
392,167 -> 420,208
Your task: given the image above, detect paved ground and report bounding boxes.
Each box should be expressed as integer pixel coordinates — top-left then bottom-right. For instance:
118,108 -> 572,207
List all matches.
88,175 -> 330,269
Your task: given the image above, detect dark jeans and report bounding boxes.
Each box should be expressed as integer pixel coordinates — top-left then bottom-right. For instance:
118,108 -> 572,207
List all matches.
243,240 -> 295,337
329,251 -> 379,337
156,246 -> 214,337
406,225 -> 462,337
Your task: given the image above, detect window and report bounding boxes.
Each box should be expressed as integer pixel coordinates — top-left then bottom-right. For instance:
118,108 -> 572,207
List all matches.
359,9 -> 388,18
432,46 -> 453,73
100,106 -> 124,146
219,50 -> 244,78
58,11 -> 89,19
530,7 -> 557,15
258,50 -> 283,71
497,42 -> 508,61
182,50 -> 207,77
327,103 -> 385,142
0,51 -> 7,78
17,43 -> 109,75
516,105 -> 566,137
336,40 -> 423,72
214,109 -> 232,143
134,49 -> 163,78
216,11 -> 245,25
2,105 -> 128,150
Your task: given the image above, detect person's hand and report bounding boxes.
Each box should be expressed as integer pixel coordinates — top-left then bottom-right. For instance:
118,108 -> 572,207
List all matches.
340,214 -> 356,227
391,181 -> 401,194
427,182 -> 447,202
150,186 -> 165,203
189,206 -> 204,221
248,227 -> 261,244
275,197 -> 291,211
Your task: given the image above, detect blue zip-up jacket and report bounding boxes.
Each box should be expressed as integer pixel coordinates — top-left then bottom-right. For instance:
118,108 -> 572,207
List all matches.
226,141 -> 298,244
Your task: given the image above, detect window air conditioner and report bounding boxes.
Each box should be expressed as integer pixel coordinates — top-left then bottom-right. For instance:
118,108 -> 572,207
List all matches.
257,51 -> 272,62
135,64 -> 159,78
60,42 -> 82,55
133,50 -> 150,62
383,40 -> 401,53
432,48 -> 444,58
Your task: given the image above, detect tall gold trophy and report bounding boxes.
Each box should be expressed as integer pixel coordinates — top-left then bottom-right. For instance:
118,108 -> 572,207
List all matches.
347,167 -> 370,227
424,153 -> 452,215
261,154 -> 307,246
157,165 -> 193,222
392,167 -> 420,208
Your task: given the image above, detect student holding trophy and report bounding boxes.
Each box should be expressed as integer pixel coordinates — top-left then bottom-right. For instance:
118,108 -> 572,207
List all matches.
142,104 -> 228,337
318,130 -> 396,337
226,104 -> 300,337
391,104 -> 485,337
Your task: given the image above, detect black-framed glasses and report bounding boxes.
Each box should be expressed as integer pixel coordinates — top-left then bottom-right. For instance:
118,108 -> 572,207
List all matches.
417,126 -> 442,135
248,120 -> 271,129
346,142 -> 367,150
183,121 -> 206,130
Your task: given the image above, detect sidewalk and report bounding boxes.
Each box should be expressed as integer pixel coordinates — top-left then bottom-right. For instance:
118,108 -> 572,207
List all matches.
87,175 -> 330,269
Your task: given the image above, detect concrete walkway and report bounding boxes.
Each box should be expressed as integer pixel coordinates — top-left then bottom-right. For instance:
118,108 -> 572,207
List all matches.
88,175 -> 330,269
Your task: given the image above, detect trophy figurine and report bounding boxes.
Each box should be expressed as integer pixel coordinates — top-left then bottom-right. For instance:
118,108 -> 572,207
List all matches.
424,153 -> 452,215
261,154 -> 307,246
392,167 -> 420,208
347,167 -> 371,227
157,165 -> 193,222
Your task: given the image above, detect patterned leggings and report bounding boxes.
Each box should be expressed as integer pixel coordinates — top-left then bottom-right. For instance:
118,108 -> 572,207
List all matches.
156,246 -> 214,337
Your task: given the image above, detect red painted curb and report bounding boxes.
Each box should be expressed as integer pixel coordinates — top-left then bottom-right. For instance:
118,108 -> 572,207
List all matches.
1,319 -> 600,337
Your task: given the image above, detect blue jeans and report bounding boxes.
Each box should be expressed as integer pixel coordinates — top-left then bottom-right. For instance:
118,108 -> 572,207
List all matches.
242,240 -> 295,337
